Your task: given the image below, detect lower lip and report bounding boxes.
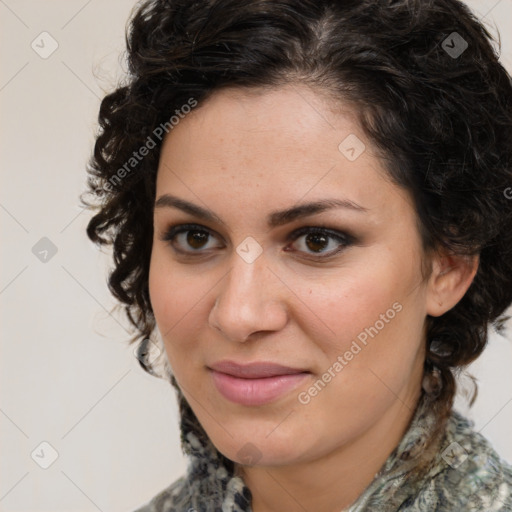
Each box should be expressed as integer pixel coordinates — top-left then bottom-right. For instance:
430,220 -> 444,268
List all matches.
210,370 -> 310,406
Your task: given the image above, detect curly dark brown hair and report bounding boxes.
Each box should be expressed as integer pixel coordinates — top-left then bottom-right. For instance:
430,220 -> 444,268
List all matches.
84,0 -> 512,475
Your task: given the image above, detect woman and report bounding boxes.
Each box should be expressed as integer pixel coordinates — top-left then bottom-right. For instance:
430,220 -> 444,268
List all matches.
84,0 -> 512,510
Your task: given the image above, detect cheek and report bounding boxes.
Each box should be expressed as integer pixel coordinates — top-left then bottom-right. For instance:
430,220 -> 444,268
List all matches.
149,247 -> 195,324
148,249 -> 172,327
294,280 -> 424,443
309,252 -> 425,373
148,248 -> 211,366
306,263 -> 401,343
148,250 -> 185,349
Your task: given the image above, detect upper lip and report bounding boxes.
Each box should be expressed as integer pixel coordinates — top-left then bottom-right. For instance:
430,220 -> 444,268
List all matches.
208,360 -> 309,379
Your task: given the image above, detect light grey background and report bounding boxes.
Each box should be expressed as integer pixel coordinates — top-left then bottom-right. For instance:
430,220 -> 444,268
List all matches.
1,1 -> 511,511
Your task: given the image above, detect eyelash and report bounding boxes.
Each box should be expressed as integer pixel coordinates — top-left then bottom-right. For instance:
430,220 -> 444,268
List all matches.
159,223 -> 354,260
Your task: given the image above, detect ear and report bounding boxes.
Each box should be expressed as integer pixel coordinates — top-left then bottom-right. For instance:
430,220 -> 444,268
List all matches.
426,249 -> 480,317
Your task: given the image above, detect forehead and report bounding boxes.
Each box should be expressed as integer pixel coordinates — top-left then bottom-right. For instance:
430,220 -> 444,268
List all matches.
155,85 -> 412,227
160,84 -> 362,167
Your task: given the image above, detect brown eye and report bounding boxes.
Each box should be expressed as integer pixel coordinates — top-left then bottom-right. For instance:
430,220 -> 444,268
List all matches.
286,226 -> 353,259
161,224 -> 222,254
304,232 -> 329,253
186,230 -> 210,249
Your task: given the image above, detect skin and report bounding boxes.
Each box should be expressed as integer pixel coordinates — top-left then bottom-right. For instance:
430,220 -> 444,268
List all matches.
148,84 -> 478,512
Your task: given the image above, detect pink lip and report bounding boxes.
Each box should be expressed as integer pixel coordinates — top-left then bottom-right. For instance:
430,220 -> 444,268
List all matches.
208,360 -> 311,406
209,360 -> 309,378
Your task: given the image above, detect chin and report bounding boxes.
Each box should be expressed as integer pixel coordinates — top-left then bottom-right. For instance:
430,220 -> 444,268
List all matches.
207,419 -> 312,468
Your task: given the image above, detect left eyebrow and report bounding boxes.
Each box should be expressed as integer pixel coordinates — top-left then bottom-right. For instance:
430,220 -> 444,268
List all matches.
154,194 -> 369,228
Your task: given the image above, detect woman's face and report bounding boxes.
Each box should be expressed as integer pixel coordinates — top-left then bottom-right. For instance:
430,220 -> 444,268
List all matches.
149,84 -> 430,468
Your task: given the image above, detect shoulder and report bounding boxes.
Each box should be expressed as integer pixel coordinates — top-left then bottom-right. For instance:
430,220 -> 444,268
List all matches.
404,410 -> 512,511
131,468 -> 250,512
132,475 -> 189,512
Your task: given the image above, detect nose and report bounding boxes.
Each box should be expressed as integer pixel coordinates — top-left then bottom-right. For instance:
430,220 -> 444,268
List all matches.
208,251 -> 289,343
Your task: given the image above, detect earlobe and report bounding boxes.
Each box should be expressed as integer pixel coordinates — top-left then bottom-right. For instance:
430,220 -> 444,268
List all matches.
426,250 -> 479,317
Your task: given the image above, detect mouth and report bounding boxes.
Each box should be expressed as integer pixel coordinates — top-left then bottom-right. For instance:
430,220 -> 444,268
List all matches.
207,360 -> 311,406
208,360 -> 309,378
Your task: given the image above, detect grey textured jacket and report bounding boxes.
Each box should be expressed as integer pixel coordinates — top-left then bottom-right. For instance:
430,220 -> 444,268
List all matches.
134,394 -> 512,512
